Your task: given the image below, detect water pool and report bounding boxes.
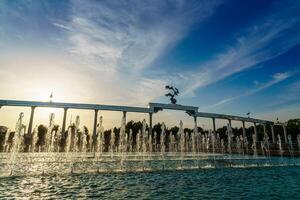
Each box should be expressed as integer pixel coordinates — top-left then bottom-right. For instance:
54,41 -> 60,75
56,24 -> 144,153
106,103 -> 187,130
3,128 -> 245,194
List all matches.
0,166 -> 299,199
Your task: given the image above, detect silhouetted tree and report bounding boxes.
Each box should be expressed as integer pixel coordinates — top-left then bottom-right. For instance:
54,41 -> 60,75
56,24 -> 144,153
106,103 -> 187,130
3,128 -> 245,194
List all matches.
1,118 -> 300,152
0,126 -> 8,152
36,125 -> 47,151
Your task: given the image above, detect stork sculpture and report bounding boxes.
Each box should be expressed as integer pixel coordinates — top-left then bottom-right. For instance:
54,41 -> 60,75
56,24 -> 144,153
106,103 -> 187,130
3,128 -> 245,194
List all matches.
165,85 -> 179,104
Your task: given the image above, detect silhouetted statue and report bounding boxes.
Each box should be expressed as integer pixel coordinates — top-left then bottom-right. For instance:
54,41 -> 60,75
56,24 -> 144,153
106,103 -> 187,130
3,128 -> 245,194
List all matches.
165,85 -> 179,104
50,92 -> 53,102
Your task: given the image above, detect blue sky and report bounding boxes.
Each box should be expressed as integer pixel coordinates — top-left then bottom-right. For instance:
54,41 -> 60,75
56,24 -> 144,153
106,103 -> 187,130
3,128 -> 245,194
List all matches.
0,0 -> 299,128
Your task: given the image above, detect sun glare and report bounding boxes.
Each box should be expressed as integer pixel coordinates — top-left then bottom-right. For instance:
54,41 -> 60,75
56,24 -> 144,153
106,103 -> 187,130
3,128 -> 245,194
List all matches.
29,83 -> 67,102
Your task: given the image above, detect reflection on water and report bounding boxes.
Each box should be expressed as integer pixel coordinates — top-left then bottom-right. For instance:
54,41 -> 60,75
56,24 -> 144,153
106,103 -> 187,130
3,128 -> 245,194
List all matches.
0,166 -> 299,199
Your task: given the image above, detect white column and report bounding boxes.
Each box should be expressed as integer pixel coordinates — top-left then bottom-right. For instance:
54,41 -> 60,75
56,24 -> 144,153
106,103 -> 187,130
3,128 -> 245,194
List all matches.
212,117 -> 216,135
123,111 -> 127,124
228,119 -> 232,126
149,113 -> 153,135
242,121 -> 246,139
27,106 -> 36,135
61,108 -> 68,134
92,109 -> 98,152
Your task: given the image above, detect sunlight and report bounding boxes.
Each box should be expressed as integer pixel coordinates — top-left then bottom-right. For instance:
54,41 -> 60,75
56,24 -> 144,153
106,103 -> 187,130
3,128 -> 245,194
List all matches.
27,82 -> 69,102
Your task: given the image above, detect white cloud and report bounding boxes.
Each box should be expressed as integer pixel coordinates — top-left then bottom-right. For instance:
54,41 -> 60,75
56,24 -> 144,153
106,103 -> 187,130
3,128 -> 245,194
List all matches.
66,0 -> 221,71
52,0 -> 222,106
52,23 -> 72,31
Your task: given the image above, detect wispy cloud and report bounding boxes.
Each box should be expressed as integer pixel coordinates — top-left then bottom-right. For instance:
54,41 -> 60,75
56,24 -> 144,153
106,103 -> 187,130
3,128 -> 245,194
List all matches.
209,71 -> 296,108
64,0 -> 221,71
255,79 -> 300,121
181,1 -> 300,96
263,78 -> 300,109
52,0 -> 222,105
52,22 -> 72,31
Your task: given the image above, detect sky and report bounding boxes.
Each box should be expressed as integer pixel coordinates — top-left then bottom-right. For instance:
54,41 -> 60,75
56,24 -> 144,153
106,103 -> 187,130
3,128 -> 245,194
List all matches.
0,0 -> 299,130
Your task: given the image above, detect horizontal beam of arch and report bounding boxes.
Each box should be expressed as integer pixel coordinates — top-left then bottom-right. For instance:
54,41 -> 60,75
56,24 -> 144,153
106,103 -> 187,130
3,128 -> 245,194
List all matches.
0,99 -> 273,124
195,112 -> 271,124
0,100 -> 149,113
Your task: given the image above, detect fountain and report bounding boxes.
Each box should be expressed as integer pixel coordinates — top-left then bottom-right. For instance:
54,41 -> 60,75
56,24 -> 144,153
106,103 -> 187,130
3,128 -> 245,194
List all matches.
3,128 -> 11,152
73,115 -> 80,152
179,121 -> 185,168
251,133 -> 257,157
221,139 -> 225,154
129,129 -> 133,152
0,100 -> 299,177
261,131 -> 270,157
47,113 -> 56,152
236,136 -> 242,154
110,129 -> 115,157
119,115 -> 126,169
277,134 -> 283,159
7,112 -> 26,175
287,134 -> 294,157
244,136 -> 249,154
227,123 -> 233,154
97,116 -> 104,155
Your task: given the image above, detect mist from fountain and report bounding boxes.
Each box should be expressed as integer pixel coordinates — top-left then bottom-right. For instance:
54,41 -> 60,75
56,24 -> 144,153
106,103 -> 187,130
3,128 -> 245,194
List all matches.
3,128 -> 11,152
81,128 -> 87,153
141,119 -> 147,170
179,121 -> 185,168
74,116 -> 81,152
227,123 -> 233,154
244,136 -> 249,154
65,127 -> 72,153
169,132 -> 174,152
47,113 -> 56,152
135,130 -> 140,153
97,116 -> 104,156
211,131 -> 215,154
149,129 -> 152,154
221,139 -> 225,154
30,127 -> 38,152
239,135 -> 245,158
263,131 -> 270,158
110,128 -> 115,158
118,116 -> 126,169
9,112 -> 26,175
277,134 -> 283,160
160,122 -> 166,169
129,129 -> 133,153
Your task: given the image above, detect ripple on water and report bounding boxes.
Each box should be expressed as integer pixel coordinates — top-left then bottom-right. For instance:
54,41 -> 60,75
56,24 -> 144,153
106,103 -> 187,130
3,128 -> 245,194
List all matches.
0,167 -> 300,199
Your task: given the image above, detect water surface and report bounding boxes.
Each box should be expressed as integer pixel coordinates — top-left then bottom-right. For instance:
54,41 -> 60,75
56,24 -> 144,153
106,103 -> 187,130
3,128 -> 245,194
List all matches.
1,166 -> 299,199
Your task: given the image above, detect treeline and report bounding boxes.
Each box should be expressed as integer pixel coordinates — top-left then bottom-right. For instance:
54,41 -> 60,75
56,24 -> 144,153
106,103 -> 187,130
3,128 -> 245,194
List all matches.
0,118 -> 299,152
